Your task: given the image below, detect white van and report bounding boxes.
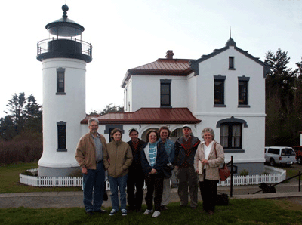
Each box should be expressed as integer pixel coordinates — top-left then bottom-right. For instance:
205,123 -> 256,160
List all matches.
265,146 -> 296,166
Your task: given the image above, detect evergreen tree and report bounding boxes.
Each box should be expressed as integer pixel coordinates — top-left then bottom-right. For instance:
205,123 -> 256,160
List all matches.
0,93 -> 42,140
265,50 -> 302,146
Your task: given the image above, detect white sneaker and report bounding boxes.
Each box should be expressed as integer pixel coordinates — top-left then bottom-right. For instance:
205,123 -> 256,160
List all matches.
143,209 -> 153,215
152,211 -> 161,218
121,209 -> 127,216
109,209 -> 117,216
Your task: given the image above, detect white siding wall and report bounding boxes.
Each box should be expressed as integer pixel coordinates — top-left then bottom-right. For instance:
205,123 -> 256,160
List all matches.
130,75 -> 188,112
121,45 -> 266,168
187,73 -> 198,113
124,79 -> 133,112
194,115 -> 265,164
193,46 -> 266,164
195,47 -> 265,114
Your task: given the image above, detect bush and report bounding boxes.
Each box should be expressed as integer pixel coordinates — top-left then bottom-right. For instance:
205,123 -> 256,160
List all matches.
239,169 -> 249,176
0,131 -> 42,165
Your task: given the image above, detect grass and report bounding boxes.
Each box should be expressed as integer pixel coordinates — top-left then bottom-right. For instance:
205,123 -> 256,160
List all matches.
275,164 -> 302,182
0,162 -> 82,193
0,200 -> 302,225
1,163 -> 302,224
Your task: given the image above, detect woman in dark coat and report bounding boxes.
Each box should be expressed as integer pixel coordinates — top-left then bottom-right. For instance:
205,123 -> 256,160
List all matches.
141,129 -> 169,218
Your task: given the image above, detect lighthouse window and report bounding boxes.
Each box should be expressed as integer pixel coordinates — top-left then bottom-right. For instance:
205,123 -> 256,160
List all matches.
57,68 -> 65,94
57,121 -> 67,152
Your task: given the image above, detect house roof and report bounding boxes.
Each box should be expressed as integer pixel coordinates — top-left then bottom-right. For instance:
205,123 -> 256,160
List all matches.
190,38 -> 270,78
81,108 -> 201,125
122,39 -> 269,88
122,53 -> 193,87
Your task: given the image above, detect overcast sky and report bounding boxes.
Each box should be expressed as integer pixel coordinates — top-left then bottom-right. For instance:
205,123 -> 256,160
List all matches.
0,0 -> 301,118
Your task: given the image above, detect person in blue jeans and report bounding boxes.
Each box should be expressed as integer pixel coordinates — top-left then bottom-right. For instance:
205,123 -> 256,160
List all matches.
75,118 -> 107,215
104,128 -> 133,216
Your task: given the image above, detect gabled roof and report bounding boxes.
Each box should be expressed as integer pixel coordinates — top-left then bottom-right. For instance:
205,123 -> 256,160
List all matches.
81,108 -> 201,125
122,56 -> 193,88
190,38 -> 270,77
122,38 -> 270,88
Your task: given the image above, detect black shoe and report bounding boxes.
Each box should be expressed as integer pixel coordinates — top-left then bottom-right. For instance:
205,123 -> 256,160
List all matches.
86,211 -> 94,216
127,206 -> 135,212
94,209 -> 107,214
161,205 -> 168,211
136,208 -> 142,213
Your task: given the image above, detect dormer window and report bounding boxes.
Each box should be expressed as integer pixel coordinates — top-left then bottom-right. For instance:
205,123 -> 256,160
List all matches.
229,57 -> 235,70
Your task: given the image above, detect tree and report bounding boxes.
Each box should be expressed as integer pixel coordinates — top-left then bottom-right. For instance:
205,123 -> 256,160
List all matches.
1,93 -> 42,140
5,92 -> 27,134
100,104 -> 124,115
265,50 -> 302,146
24,94 -> 42,133
88,103 -> 124,116
0,116 -> 17,140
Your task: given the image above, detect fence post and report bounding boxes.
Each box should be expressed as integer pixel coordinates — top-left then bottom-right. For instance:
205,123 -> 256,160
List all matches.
230,156 -> 234,197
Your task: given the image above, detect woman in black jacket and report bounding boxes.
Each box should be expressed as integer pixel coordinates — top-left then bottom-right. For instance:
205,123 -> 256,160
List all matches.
141,129 -> 169,218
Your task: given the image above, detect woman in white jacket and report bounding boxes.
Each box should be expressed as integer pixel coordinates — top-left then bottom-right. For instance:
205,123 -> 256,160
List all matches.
195,128 -> 224,215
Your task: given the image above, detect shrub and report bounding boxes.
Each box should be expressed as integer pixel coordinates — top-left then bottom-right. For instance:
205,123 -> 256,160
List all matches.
239,169 -> 249,176
0,131 -> 42,165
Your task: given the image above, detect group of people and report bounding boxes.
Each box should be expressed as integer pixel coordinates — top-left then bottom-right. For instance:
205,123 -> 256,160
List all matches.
75,118 -> 225,218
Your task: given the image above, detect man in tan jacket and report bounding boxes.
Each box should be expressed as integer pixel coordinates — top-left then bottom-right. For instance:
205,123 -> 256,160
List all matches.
75,118 -> 107,215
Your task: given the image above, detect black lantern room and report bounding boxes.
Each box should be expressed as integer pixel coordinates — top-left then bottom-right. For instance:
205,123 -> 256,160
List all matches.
37,5 -> 92,63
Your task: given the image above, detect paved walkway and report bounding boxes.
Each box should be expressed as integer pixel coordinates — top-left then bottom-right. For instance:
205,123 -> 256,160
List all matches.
1,181 -> 302,208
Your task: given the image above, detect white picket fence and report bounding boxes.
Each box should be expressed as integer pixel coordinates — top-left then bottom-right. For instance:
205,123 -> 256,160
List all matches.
218,165 -> 286,186
20,166 -> 286,188
20,174 -> 83,187
218,173 -> 286,186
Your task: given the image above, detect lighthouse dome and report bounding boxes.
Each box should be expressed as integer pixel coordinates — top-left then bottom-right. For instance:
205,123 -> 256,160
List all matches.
45,4 -> 85,37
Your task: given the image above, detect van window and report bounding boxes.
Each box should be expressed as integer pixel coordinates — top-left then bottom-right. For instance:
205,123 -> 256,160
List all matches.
268,148 -> 279,155
282,148 -> 295,156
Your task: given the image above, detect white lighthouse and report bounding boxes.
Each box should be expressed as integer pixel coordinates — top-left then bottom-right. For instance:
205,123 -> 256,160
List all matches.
37,5 -> 92,177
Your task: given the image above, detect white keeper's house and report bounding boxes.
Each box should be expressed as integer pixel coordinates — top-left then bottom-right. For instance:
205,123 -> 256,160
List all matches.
82,38 -> 269,175
36,4 -> 269,177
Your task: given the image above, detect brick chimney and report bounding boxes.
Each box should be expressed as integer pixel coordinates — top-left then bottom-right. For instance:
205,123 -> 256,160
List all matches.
166,50 -> 174,59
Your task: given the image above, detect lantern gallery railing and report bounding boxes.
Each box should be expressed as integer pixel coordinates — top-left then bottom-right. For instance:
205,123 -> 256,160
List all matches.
37,38 -> 92,58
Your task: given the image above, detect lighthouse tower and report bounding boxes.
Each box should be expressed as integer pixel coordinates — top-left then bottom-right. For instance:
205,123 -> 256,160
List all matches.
37,5 -> 92,177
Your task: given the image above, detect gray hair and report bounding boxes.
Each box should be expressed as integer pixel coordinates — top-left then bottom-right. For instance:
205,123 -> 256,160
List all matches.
88,118 -> 99,126
201,128 -> 215,140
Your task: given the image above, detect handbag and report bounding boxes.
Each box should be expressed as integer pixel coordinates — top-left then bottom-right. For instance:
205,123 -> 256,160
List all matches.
219,163 -> 230,181
213,143 -> 230,181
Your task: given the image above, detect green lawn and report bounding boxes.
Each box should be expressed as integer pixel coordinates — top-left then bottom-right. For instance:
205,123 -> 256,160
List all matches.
0,162 -> 82,193
1,163 -> 302,224
0,200 -> 302,225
